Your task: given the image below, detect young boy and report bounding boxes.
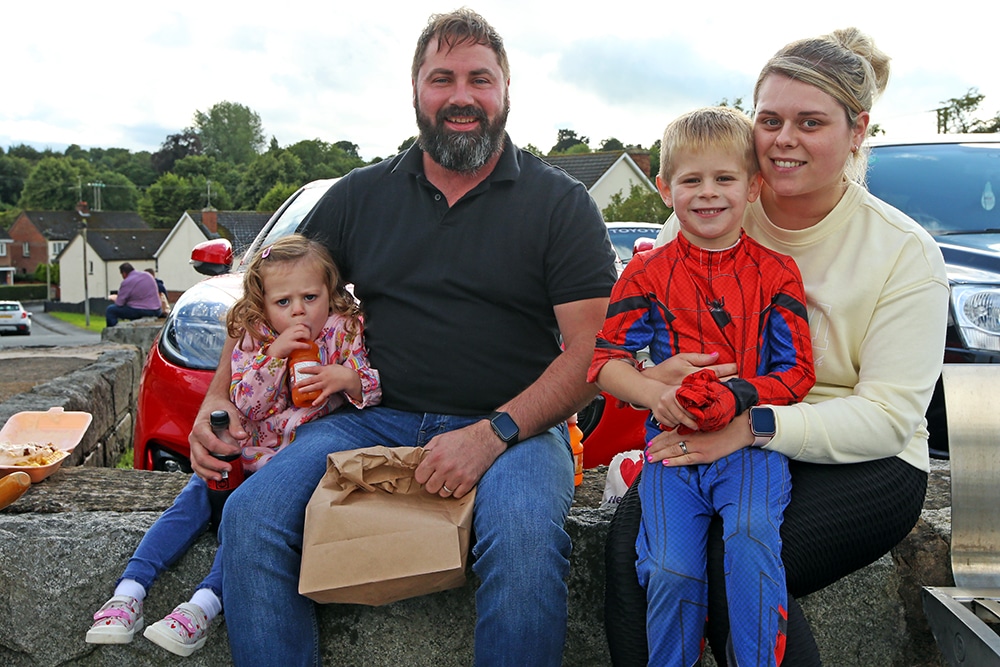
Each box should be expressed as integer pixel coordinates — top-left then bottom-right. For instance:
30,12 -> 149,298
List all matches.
588,106 -> 815,666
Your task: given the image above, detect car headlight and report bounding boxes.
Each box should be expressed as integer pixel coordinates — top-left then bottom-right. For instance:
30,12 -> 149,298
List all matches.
159,289 -> 236,370
951,284 -> 1000,353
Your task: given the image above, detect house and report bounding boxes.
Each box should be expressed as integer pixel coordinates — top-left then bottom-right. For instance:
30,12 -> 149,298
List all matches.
543,151 -> 655,212
0,227 -> 13,285
58,228 -> 170,304
7,204 -> 147,277
152,209 -> 272,297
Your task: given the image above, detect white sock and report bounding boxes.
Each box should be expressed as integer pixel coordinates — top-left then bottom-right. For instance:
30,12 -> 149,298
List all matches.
113,579 -> 146,602
189,588 -> 222,621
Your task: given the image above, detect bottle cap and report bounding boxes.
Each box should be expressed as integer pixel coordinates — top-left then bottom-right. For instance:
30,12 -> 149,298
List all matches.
210,410 -> 230,429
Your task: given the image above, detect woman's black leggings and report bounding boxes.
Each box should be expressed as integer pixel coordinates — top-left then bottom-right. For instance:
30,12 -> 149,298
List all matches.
604,456 -> 928,666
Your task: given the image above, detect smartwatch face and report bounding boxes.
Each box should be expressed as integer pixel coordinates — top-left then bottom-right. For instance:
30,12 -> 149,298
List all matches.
751,407 -> 776,435
491,412 -> 519,443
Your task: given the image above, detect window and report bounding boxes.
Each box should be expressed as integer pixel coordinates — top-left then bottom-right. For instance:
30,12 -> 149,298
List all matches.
0,244 -> 7,257
51,241 -> 67,256
88,261 -> 93,275
22,242 -> 30,257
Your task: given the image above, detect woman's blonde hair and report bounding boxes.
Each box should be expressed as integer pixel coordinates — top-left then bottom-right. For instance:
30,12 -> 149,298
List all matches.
659,106 -> 758,182
754,27 -> 890,182
226,234 -> 361,342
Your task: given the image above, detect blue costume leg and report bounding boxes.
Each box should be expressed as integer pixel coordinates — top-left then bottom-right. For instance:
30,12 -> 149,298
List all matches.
712,448 -> 790,667
638,461 -> 713,666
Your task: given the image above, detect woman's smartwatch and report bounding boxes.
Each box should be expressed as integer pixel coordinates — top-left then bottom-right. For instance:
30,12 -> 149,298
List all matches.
489,411 -> 520,446
748,407 -> 776,447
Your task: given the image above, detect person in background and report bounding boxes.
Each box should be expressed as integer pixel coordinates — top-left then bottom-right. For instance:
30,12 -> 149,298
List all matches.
144,268 -> 170,316
105,263 -> 161,326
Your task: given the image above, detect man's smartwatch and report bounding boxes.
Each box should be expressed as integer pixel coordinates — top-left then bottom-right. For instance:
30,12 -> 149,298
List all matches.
489,411 -> 520,446
748,407 -> 776,447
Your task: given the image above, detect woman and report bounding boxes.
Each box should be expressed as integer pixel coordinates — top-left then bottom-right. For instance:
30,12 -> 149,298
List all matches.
605,28 -> 950,666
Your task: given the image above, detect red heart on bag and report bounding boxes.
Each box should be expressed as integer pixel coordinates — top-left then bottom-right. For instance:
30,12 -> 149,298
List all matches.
619,457 -> 642,487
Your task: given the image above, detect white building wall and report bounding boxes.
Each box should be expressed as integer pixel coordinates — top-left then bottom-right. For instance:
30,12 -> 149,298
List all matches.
155,216 -> 210,295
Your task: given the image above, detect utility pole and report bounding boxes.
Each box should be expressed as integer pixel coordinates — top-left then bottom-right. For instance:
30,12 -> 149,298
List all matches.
87,181 -> 105,212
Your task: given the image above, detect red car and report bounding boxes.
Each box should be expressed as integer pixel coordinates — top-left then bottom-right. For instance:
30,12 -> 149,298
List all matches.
134,180 -> 647,472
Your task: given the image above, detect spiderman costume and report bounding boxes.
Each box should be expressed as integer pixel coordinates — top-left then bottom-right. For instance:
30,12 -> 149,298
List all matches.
589,230 -> 814,666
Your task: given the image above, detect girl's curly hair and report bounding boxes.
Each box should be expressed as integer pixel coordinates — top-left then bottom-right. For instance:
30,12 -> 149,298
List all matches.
226,234 -> 361,343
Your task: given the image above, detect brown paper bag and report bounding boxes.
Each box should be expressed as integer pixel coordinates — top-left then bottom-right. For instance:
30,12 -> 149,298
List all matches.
299,445 -> 475,606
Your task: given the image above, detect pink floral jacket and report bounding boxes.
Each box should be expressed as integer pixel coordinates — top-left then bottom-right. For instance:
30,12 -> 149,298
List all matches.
229,314 -> 381,472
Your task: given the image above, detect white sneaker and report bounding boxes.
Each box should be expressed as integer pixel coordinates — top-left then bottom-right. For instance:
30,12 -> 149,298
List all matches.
85,595 -> 143,644
143,602 -> 211,657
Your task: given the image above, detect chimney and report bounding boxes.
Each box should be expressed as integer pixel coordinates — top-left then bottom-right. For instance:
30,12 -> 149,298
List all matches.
627,151 -> 652,179
202,207 -> 218,234
76,201 -> 90,216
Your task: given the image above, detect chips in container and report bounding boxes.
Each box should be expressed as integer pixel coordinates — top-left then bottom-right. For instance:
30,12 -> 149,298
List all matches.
0,408 -> 93,483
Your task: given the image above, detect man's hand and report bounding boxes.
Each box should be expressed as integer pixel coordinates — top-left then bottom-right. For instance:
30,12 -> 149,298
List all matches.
415,419 -> 505,498
189,335 -> 243,481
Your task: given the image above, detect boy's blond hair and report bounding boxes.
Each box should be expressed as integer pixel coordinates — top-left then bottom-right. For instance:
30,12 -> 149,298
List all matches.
658,106 -> 758,182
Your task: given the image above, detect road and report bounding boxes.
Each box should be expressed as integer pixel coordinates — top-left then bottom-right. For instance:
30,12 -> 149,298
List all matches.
0,303 -> 101,349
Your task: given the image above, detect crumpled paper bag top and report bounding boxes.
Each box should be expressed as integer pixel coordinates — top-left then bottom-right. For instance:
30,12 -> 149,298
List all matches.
321,446 -> 426,503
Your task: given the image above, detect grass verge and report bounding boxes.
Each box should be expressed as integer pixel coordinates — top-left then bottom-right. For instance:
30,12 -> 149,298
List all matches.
49,312 -> 107,333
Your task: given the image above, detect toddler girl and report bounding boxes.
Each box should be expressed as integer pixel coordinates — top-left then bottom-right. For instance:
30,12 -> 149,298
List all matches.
86,234 -> 381,656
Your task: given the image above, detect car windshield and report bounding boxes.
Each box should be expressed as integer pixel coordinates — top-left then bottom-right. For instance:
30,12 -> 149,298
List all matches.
608,226 -> 660,263
867,142 -> 1000,235
239,182 -> 333,267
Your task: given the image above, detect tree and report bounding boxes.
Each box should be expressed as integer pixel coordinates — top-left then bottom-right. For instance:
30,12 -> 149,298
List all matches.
936,88 -> 1000,134
600,137 -> 625,152
88,171 -> 140,211
18,157 -> 92,210
257,182 -> 300,212
550,129 -> 589,154
398,136 -> 417,152
648,139 -> 661,179
520,143 -> 543,157
236,151 -> 306,210
194,101 -> 266,165
152,131 -> 203,175
286,139 -> 364,181
716,97 -> 751,115
602,183 -> 671,224
0,154 -> 31,206
138,173 -> 232,227
334,141 -> 360,159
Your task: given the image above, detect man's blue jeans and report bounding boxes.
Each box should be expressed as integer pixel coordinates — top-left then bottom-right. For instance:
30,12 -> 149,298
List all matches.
120,474 -> 223,599
105,304 -> 160,327
220,406 -> 575,667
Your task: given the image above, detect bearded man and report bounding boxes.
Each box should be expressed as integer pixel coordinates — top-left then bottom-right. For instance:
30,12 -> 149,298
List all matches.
188,9 -> 616,666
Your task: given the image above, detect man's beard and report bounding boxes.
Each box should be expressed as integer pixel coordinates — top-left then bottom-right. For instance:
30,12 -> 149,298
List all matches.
415,100 -> 509,174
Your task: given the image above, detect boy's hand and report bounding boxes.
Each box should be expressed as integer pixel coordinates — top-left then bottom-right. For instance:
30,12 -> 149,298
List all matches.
650,386 -> 698,433
267,324 -> 313,359
642,352 -> 737,385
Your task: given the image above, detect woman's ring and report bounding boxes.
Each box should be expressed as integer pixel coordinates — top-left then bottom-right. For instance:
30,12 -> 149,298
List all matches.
678,441 -> 689,455
442,485 -> 453,494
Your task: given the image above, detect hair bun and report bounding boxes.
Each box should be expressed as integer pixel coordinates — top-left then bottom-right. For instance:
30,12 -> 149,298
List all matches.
829,27 -> 890,97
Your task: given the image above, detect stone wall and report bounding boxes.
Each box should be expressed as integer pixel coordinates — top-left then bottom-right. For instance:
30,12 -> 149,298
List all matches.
0,328 -> 953,666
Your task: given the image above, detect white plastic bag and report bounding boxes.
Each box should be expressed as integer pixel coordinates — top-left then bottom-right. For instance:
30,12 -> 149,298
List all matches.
601,449 -> 644,510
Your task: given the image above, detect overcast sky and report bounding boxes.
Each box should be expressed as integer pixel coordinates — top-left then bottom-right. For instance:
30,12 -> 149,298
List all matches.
4,0 -> 997,162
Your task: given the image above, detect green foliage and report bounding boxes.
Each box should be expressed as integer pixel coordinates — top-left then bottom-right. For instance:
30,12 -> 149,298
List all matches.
398,136 -> 418,153
936,88 -> 1000,134
194,101 -> 266,164
0,154 -> 31,206
138,173 -> 232,227
90,171 -> 140,211
33,262 -> 59,283
152,131 -> 203,175
18,157 -> 86,209
520,143 -> 543,157
237,151 -> 306,210
257,182 -> 299,212
0,284 -> 47,300
285,139 -> 364,181
599,137 -> 625,152
550,129 -> 589,154
648,139 -> 661,179
716,97 -> 751,115
602,183 -> 671,224
564,143 -> 592,155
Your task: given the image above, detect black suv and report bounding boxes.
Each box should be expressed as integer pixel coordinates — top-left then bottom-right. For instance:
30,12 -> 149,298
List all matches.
866,135 -> 1000,457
